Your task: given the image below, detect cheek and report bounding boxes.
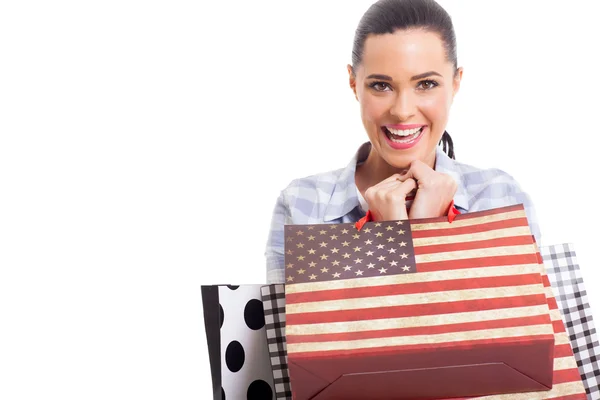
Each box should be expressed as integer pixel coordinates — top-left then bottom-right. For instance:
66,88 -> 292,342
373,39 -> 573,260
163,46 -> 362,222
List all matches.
361,95 -> 389,125
418,91 -> 452,124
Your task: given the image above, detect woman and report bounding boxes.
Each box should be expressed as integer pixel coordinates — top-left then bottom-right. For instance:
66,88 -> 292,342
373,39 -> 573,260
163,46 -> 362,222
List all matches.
265,0 -> 541,285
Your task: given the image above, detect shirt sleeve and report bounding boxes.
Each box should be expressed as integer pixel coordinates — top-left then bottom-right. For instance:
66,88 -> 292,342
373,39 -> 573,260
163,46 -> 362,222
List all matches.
518,190 -> 542,247
469,170 -> 542,246
509,186 -> 542,246
265,190 -> 290,284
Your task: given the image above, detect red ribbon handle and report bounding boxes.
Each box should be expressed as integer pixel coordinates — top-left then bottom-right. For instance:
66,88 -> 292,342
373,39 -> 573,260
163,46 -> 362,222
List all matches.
447,200 -> 459,223
355,200 -> 460,231
355,210 -> 373,231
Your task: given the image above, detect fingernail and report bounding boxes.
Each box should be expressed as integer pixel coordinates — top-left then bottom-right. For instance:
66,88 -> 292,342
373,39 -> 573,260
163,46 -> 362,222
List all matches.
400,169 -> 408,176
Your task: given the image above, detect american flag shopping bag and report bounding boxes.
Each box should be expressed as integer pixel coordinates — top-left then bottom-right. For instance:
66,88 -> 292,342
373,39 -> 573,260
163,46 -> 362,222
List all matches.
283,204 -> 558,400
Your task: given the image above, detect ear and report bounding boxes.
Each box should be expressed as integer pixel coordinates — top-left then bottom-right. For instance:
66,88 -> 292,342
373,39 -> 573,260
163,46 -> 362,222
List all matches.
347,64 -> 358,101
452,67 -> 463,97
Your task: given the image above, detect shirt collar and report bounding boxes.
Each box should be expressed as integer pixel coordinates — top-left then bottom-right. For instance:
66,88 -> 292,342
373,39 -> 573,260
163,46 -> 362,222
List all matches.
323,142 -> 470,222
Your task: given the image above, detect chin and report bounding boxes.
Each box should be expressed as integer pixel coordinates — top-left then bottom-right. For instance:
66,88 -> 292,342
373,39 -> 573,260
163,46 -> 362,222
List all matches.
387,157 -> 416,170
383,145 -> 435,170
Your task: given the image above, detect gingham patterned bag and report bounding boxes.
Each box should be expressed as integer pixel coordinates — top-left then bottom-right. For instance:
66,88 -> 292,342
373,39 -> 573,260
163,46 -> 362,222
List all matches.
261,284 -> 292,399
541,243 -> 600,400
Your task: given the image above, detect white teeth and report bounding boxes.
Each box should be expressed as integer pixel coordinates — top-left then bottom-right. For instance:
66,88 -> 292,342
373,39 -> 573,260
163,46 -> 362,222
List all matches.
387,127 -> 423,136
390,135 -> 417,143
387,126 -> 424,143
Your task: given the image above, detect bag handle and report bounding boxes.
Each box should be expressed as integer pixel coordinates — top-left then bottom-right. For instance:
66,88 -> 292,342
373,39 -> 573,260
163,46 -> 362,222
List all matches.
355,200 -> 460,231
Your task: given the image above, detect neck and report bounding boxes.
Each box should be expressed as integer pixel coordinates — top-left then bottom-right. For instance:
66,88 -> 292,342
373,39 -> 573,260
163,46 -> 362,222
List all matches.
356,145 -> 437,193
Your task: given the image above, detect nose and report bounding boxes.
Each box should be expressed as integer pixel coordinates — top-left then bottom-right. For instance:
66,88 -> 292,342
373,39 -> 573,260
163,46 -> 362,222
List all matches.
390,90 -> 416,121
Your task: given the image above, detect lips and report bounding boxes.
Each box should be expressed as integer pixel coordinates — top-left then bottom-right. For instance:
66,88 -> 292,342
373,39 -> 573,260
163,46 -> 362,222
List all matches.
381,124 -> 426,150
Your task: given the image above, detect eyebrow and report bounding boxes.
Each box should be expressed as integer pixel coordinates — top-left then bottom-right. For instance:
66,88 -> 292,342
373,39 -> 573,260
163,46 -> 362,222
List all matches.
366,71 -> 443,81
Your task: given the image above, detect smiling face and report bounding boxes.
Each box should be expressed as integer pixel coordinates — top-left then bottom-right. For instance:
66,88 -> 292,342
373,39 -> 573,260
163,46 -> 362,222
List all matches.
349,29 -> 462,170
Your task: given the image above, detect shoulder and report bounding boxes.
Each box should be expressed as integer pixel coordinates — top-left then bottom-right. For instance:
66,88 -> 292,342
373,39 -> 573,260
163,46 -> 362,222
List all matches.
450,158 -> 534,213
277,167 -> 347,222
281,168 -> 344,198
451,157 -> 541,244
281,142 -> 369,199
274,142 -> 370,223
457,161 -> 524,195
436,148 -> 530,208
283,169 -> 344,197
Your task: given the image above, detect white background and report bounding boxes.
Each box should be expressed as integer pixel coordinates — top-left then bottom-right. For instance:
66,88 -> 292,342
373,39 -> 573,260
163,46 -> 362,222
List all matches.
1,1 -> 599,398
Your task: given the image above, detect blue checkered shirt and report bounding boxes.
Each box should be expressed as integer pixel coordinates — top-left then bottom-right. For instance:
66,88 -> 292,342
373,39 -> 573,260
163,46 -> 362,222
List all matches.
265,142 -> 541,284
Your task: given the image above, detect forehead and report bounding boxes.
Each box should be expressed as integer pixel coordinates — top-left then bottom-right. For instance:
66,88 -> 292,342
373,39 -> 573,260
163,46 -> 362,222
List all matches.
360,29 -> 451,77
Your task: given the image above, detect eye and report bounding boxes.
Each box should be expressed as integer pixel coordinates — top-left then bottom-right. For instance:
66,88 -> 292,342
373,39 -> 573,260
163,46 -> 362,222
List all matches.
417,79 -> 439,90
368,82 -> 391,92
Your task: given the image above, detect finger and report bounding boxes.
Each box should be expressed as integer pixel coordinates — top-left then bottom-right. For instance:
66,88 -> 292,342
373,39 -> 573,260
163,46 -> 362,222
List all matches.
391,178 -> 417,198
373,171 -> 409,187
385,179 -> 417,219
365,178 -> 417,221
377,178 -> 417,203
365,179 -> 417,202
401,160 -> 435,184
365,179 -> 402,205
373,179 -> 405,191
365,176 -> 405,198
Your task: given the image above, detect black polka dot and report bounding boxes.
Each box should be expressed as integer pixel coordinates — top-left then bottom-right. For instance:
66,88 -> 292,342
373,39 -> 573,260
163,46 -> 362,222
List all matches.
219,304 -> 224,329
225,340 -> 245,372
227,285 -> 239,290
244,299 -> 265,330
221,387 -> 226,400
247,380 -> 273,400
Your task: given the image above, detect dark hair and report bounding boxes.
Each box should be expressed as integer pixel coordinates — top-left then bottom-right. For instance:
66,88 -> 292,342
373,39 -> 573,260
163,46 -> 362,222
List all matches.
351,0 -> 458,159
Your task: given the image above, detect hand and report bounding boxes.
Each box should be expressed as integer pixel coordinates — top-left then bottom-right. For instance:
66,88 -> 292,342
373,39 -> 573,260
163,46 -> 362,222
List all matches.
400,160 -> 458,219
363,174 -> 418,221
